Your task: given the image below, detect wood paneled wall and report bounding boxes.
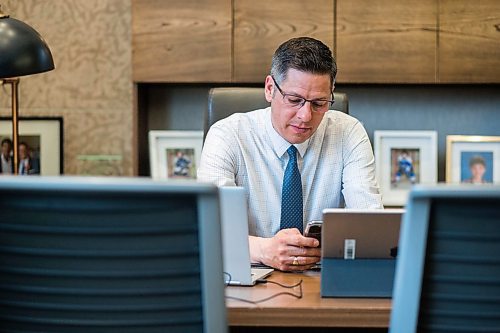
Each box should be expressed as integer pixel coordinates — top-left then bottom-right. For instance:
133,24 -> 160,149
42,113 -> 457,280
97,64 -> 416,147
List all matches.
133,0 -> 500,84
336,0 -> 437,83
132,0 -> 232,82
439,0 -> 500,83
233,0 -> 334,83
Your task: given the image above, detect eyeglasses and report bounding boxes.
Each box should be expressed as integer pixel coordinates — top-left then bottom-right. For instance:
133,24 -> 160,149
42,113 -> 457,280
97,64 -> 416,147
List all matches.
271,76 -> 334,113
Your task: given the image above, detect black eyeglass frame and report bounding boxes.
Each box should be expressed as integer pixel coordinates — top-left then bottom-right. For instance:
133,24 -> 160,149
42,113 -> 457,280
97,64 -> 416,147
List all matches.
271,76 -> 335,113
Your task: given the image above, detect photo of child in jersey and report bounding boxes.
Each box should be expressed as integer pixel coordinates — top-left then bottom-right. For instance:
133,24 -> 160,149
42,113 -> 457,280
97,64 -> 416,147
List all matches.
390,148 -> 420,189
460,151 -> 493,184
166,148 -> 196,179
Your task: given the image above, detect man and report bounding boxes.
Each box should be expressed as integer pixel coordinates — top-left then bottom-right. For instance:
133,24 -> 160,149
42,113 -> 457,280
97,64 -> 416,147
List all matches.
0,138 -> 13,174
18,142 -> 40,175
198,37 -> 382,271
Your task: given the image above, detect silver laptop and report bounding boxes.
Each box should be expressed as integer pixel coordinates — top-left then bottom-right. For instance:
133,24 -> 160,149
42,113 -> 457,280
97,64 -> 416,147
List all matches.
219,187 -> 273,286
322,208 -> 404,259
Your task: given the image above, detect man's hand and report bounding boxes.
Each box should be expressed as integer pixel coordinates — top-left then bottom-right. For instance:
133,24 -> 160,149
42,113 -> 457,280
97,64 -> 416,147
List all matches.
249,228 -> 321,271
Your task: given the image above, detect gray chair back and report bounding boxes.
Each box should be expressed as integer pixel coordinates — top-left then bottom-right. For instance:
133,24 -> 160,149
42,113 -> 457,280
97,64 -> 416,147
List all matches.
390,185 -> 500,333
204,87 -> 349,140
0,177 -> 227,333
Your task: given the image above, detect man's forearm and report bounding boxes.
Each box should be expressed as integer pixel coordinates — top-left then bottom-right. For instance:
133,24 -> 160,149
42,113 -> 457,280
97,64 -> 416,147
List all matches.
248,235 -> 266,264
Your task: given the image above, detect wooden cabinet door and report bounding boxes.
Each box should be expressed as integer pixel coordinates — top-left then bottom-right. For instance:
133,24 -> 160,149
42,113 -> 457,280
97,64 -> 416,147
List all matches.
132,0 -> 232,82
233,0 -> 334,83
439,0 -> 500,83
337,0 -> 437,83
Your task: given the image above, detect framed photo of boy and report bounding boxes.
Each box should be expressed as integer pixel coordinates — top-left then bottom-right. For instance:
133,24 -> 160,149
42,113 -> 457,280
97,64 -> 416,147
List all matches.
148,130 -> 203,180
0,117 -> 63,175
374,130 -> 438,206
446,135 -> 500,184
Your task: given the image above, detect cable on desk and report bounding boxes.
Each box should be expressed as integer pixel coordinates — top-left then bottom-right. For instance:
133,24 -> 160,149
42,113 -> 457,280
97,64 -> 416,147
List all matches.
223,271 -> 232,287
258,279 -> 302,288
225,279 -> 303,305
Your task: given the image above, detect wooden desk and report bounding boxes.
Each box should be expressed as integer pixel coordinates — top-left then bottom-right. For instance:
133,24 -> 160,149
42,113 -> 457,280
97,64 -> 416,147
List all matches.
226,270 -> 391,329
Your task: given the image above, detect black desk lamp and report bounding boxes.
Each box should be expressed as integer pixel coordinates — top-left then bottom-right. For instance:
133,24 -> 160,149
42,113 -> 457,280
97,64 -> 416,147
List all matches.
0,5 -> 54,174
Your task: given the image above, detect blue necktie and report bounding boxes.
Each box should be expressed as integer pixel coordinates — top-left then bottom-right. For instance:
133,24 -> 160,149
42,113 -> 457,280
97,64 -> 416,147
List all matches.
280,145 -> 303,233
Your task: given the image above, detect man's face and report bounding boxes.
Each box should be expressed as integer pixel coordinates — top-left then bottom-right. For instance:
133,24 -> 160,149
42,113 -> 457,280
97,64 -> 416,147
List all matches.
19,144 -> 27,159
1,142 -> 11,157
265,69 -> 332,144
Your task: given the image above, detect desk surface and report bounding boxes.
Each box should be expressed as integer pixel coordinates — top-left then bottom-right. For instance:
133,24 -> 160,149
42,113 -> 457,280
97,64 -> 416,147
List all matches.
226,270 -> 391,328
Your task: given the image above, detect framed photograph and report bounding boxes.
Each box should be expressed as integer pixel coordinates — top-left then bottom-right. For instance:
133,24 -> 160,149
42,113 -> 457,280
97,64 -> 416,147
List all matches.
149,130 -> 203,179
0,117 -> 63,175
446,135 -> 500,184
375,130 -> 437,206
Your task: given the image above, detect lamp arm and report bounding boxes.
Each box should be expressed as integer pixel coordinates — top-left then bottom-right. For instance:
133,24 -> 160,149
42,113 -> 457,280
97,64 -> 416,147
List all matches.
1,78 -> 20,175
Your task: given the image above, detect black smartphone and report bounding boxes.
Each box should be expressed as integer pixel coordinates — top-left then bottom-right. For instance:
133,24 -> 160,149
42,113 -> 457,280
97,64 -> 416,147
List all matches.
304,220 -> 322,247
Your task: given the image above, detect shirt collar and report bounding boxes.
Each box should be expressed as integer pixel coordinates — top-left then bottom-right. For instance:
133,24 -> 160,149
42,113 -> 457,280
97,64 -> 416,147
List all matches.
264,107 -> 310,159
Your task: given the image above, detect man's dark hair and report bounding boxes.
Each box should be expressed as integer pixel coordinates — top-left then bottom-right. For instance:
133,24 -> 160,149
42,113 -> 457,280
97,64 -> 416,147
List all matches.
270,37 -> 337,89
1,138 -> 13,147
469,155 -> 486,168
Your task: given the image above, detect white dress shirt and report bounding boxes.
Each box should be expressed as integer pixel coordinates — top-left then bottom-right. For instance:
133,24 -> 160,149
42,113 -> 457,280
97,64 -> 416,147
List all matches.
1,154 -> 12,174
198,107 -> 383,238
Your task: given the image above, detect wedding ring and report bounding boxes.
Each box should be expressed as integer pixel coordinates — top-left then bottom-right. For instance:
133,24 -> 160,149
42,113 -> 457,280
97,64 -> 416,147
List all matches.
292,256 -> 299,266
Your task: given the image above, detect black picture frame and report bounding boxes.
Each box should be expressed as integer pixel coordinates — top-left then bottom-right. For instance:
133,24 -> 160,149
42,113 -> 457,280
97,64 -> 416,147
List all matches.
0,116 -> 64,175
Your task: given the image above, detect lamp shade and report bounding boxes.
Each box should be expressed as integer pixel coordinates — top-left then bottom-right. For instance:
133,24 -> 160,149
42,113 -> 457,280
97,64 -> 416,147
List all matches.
0,14 -> 55,78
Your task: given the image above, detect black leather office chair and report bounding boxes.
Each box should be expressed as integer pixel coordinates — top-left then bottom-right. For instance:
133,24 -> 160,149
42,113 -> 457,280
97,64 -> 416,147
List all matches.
204,87 -> 349,141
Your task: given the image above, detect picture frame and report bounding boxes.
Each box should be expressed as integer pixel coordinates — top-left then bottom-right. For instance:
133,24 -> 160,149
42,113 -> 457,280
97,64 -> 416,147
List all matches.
149,130 -> 203,180
374,130 -> 437,206
446,135 -> 500,184
0,117 -> 63,175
